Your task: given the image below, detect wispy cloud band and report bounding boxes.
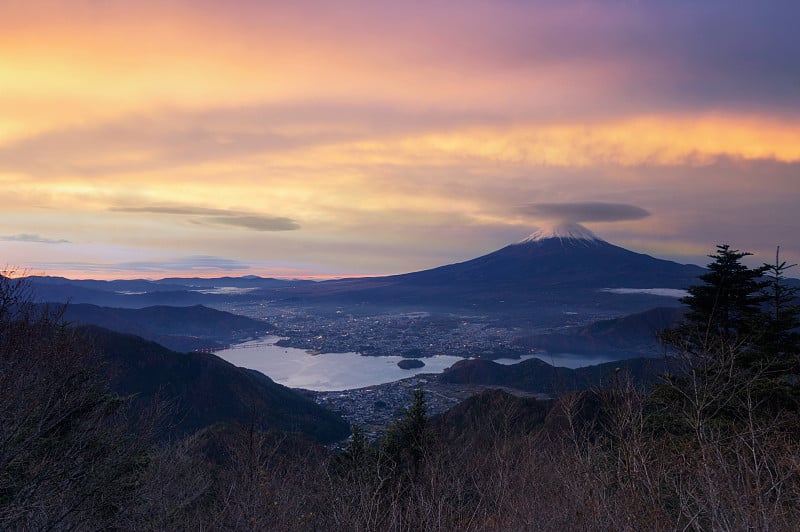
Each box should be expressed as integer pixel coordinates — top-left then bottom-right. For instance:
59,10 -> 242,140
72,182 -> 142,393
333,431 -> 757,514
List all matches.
1,233 -> 70,244
31,255 -> 251,274
111,205 -> 300,231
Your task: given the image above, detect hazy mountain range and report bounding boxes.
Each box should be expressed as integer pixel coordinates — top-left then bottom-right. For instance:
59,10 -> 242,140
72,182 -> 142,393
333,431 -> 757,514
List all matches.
27,222 -> 708,321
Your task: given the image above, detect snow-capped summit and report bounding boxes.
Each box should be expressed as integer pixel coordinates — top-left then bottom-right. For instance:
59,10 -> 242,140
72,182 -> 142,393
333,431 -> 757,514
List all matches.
518,221 -> 603,245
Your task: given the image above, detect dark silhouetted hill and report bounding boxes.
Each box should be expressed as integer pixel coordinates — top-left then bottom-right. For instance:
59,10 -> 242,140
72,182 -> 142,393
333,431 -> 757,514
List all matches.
82,325 -> 349,443
433,389 -> 551,445
515,306 -> 686,357
439,356 -> 669,394
61,303 -> 272,351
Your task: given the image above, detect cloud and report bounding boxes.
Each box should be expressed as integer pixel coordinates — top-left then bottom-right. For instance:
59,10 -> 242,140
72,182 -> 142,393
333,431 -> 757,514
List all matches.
0,103 -> 495,179
35,255 -> 251,273
111,205 -> 234,216
111,204 -> 300,231
0,233 -> 70,244
518,202 -> 651,223
202,215 -> 300,231
117,255 -> 251,272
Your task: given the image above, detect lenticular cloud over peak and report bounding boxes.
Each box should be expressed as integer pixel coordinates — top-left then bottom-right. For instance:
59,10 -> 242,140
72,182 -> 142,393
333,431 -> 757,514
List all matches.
518,202 -> 651,223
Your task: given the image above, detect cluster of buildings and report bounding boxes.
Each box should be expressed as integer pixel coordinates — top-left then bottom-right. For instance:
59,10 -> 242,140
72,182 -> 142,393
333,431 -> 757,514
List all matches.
312,375 -> 461,441
264,309 -> 531,359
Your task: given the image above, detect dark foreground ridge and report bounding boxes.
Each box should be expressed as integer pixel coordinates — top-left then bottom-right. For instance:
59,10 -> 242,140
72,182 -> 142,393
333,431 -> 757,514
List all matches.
84,325 -> 349,443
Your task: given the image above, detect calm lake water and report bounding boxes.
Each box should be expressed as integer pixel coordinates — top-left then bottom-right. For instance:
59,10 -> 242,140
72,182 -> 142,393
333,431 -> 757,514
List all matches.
216,336 -> 464,391
216,336 -> 611,391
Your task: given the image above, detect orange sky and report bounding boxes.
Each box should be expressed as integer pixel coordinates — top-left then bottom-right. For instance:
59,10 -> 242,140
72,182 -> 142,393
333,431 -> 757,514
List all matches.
1,0 -> 799,279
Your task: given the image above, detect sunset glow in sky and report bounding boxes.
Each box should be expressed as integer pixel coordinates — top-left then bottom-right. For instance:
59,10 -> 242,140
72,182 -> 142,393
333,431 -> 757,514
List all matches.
2,0 -> 799,279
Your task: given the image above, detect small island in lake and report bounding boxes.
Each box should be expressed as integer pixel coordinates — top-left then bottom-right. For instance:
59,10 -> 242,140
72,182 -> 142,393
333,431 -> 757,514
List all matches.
397,359 -> 425,370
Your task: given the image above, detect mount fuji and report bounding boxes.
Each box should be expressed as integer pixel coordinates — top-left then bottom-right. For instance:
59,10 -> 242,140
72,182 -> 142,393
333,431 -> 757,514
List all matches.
294,222 -> 705,319
384,221 -> 702,288
25,222 -> 706,320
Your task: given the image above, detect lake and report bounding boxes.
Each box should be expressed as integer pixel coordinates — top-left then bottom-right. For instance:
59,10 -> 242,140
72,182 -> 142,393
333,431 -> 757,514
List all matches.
216,336 -> 614,391
216,336 -> 468,391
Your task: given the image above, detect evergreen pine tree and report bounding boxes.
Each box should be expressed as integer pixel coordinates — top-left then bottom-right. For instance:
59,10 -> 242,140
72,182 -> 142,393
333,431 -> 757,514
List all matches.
382,388 -> 428,480
743,247 -> 800,411
758,247 -> 800,371
660,245 -> 767,370
653,245 -> 769,434
653,244 -> 800,433
681,244 -> 767,343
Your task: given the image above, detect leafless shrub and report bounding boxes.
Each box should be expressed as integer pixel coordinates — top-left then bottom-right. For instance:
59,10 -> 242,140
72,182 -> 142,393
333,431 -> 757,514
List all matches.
0,274 -> 149,530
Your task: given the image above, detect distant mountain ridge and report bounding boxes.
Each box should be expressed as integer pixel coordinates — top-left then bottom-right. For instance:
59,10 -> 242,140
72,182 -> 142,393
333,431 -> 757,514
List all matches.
60,304 -> 273,352
21,224 -> 709,322
25,275 -> 307,308
22,229 -> 798,313
27,275 -> 305,291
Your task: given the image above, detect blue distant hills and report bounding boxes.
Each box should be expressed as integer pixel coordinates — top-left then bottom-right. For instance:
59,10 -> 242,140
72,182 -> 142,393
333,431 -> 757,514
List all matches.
24,222 -> 709,323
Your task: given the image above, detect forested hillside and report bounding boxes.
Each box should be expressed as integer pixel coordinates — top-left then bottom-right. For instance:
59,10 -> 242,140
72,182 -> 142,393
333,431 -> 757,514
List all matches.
2,245 -> 800,530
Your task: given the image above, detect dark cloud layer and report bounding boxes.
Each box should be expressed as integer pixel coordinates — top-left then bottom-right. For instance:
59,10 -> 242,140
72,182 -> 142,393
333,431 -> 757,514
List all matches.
1,233 -> 70,244
111,205 -> 300,231
203,215 -> 300,231
519,202 -> 651,223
